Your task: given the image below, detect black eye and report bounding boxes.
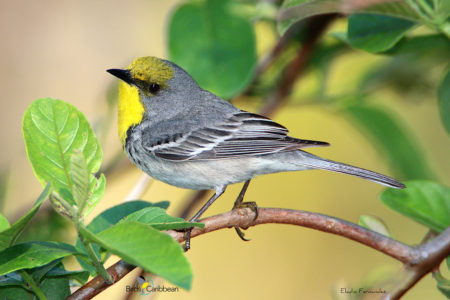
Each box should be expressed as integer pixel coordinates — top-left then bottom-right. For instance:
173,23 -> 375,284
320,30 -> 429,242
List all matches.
149,83 -> 160,94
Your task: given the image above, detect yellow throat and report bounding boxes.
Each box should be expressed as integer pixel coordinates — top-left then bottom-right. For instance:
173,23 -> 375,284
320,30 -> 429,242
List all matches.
118,81 -> 143,145
117,57 -> 174,145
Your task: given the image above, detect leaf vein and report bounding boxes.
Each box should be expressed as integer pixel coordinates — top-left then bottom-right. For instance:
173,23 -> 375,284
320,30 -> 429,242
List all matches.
62,114 -> 80,154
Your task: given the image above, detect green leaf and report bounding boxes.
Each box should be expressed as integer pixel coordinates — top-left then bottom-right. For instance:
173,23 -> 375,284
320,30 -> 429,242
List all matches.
0,272 -> 28,288
434,272 -> 450,298
380,181 -> 450,232
29,260 -> 89,285
40,276 -> 70,300
86,201 -> 170,234
84,173 -> 106,217
278,0 -> 420,35
439,0 -> 450,19
81,222 -> 192,290
345,103 -> 434,180
1,265 -> 74,300
0,185 -> 50,250
447,256 -> 450,271
45,268 -> 90,285
0,213 -> 9,232
76,200 -> 169,274
0,241 -> 83,276
438,70 -> 450,135
29,260 -> 60,283
359,215 -> 392,237
0,285 -> 31,300
31,261 -> 82,298
168,0 -> 257,99
0,274 -> 26,288
69,150 -> 90,211
22,98 -> 102,205
121,207 -> 204,230
386,34 -> 450,57
347,14 -> 415,53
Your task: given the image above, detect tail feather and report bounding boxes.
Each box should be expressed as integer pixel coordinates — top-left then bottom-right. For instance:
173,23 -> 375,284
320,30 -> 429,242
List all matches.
298,150 -> 405,189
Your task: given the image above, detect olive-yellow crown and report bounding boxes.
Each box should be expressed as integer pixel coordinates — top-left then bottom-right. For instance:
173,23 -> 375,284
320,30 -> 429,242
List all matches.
127,57 -> 174,97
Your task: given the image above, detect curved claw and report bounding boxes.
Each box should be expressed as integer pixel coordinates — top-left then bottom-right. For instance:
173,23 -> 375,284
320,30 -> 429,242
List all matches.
234,227 -> 251,242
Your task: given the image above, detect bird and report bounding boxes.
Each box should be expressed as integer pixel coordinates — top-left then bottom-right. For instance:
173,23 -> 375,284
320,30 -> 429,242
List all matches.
107,56 -> 405,250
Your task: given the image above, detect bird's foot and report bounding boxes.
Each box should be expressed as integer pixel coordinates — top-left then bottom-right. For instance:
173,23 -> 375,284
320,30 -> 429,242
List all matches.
232,201 -> 258,242
183,229 -> 193,252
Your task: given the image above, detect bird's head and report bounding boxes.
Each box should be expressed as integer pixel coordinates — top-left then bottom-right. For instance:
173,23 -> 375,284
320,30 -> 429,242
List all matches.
107,56 -> 175,98
107,56 -> 198,145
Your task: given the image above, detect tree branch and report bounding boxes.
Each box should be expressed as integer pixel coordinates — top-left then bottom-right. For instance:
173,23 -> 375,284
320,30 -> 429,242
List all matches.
67,260 -> 135,300
385,227 -> 450,299
69,207 -> 450,300
167,208 -> 418,263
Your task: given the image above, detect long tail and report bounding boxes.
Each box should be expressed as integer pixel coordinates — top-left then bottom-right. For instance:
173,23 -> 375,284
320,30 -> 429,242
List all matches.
297,150 -> 405,189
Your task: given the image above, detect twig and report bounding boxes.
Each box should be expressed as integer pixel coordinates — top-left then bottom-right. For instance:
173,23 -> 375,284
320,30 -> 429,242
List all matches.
123,174 -> 153,202
385,228 -> 450,299
68,208 -> 450,300
259,15 -> 336,116
67,260 -> 135,300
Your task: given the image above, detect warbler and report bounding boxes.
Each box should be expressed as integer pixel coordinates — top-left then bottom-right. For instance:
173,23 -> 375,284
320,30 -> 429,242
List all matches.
107,56 -> 404,249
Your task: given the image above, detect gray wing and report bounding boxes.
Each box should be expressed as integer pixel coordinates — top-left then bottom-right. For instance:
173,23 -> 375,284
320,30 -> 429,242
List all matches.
143,112 -> 329,161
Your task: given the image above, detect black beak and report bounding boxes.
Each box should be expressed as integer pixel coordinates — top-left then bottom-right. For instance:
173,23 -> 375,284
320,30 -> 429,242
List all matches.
107,69 -> 134,85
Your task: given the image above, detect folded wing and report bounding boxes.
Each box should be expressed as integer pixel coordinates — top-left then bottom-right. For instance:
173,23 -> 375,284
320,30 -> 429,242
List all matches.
143,112 -> 329,161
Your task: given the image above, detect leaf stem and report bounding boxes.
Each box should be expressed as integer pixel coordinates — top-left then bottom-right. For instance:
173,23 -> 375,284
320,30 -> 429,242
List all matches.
438,22 -> 450,39
407,0 -> 450,38
416,0 -> 436,18
406,0 -> 434,24
18,270 -> 48,300
432,0 -> 439,13
78,232 -> 113,284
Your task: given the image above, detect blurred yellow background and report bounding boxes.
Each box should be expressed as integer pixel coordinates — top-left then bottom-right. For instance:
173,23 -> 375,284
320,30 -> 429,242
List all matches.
1,1 -> 449,299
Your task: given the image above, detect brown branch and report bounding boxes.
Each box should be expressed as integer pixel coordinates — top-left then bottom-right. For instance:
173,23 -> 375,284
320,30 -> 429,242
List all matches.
69,208 -> 450,300
67,260 -> 135,300
385,227 -> 450,299
167,208 -> 418,263
259,15 -> 336,116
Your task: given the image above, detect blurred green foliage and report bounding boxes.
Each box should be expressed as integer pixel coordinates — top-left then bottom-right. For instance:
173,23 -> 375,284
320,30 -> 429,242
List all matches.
439,71 -> 450,134
168,0 -> 257,98
347,14 -> 415,53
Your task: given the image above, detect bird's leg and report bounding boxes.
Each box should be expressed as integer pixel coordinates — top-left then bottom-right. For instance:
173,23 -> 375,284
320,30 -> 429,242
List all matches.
232,180 -> 258,241
184,186 -> 226,251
